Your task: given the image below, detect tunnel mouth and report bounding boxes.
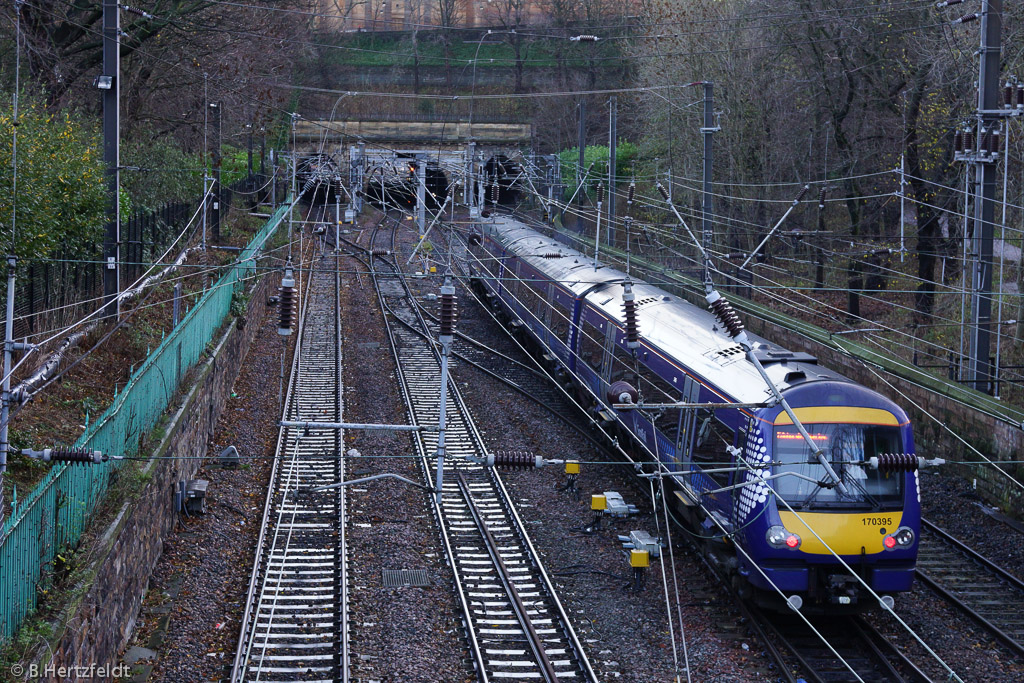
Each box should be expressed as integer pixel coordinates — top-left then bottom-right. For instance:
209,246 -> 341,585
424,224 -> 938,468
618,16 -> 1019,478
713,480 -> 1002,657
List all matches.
483,154 -> 520,205
363,157 -> 449,212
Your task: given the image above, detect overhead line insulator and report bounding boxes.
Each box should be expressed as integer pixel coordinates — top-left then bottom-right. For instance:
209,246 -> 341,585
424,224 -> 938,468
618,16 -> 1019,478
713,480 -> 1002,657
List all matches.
706,290 -> 745,339
278,264 -> 296,336
493,450 -> 544,469
439,282 -> 457,338
622,280 -> 640,349
22,447 -> 107,464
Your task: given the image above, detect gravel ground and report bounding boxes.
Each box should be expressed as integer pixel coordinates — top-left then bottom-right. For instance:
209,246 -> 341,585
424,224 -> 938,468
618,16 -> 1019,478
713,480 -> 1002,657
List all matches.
339,224 -> 473,683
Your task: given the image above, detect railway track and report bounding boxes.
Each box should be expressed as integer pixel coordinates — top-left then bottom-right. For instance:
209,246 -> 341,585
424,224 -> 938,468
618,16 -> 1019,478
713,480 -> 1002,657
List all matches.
916,518 -> 1024,658
230,247 -> 349,682
754,608 -> 932,683
369,219 -> 597,682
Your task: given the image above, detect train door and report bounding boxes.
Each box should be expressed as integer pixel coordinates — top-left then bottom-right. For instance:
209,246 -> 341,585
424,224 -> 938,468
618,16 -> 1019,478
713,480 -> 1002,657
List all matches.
496,254 -> 507,301
568,297 -> 582,372
675,376 -> 702,468
600,320 -> 616,392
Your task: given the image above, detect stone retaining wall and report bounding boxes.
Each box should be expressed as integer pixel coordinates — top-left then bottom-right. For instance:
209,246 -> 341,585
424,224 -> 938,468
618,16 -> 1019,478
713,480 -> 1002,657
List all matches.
26,276 -> 271,681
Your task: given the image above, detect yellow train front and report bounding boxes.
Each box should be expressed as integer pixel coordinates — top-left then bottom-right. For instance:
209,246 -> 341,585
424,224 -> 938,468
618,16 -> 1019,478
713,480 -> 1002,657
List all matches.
716,384 -> 920,612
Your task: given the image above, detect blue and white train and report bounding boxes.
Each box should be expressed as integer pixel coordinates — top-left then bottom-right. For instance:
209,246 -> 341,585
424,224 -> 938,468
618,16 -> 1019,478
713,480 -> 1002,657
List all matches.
467,214 -> 920,612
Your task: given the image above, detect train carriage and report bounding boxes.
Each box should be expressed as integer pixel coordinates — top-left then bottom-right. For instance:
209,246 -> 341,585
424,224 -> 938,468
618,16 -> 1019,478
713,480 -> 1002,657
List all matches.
467,214 -> 920,612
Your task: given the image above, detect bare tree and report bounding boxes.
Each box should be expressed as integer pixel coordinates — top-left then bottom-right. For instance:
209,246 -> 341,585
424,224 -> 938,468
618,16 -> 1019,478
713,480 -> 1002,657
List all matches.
484,0 -> 530,92
436,0 -> 467,87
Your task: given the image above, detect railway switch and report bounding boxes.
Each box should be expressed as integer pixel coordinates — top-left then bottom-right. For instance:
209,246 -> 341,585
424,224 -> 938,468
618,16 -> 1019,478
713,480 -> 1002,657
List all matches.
602,491 -> 637,517
585,491 -> 637,532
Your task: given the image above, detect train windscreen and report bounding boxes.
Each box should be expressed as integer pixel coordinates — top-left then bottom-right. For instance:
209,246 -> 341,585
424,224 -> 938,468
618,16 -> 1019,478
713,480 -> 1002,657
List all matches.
771,423 -> 904,509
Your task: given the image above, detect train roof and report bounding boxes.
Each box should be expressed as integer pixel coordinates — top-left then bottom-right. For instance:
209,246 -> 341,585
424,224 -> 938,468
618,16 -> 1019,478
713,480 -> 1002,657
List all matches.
483,216 -> 853,405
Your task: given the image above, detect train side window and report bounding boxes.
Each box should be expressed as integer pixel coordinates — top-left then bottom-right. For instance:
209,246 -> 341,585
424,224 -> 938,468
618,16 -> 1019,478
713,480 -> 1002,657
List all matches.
504,260 -> 519,298
528,279 -> 548,325
580,313 -> 605,371
543,286 -> 555,327
691,414 -> 731,486
550,293 -> 570,341
609,342 -> 637,384
636,363 -> 677,404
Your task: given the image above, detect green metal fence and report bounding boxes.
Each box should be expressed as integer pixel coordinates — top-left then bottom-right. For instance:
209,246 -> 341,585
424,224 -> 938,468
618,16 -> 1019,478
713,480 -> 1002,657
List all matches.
0,203 -> 288,646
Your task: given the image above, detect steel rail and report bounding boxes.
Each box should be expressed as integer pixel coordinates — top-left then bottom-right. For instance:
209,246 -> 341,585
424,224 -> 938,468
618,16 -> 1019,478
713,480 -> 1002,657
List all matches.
916,518 -> 1024,658
749,607 -> 919,683
456,470 -> 560,683
368,217 -> 597,682
230,203 -> 322,680
231,202 -> 350,683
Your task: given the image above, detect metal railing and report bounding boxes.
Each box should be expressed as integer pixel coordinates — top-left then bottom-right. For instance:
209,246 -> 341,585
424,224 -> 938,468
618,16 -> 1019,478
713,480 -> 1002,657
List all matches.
0,202 -> 288,646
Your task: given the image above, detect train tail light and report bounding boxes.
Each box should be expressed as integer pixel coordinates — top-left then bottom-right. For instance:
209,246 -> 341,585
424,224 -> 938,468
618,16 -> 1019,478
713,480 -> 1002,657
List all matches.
884,526 -> 915,550
767,526 -> 801,550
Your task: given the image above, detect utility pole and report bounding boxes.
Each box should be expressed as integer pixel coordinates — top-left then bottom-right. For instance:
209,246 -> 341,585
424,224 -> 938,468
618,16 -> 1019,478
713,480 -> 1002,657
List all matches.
466,141 -> 476,212
608,96 -> 617,247
356,142 -> 366,213
101,0 -> 120,318
416,157 -> 427,235
211,102 -> 222,243
247,123 -> 254,177
577,100 -> 586,192
477,152 -> 485,210
260,129 -> 266,175
700,81 -> 717,291
967,1 -> 1001,393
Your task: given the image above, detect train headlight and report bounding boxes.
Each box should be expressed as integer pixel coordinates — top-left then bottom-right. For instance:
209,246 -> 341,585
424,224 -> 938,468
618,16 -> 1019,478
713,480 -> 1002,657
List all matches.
883,526 -> 915,550
766,526 -> 801,550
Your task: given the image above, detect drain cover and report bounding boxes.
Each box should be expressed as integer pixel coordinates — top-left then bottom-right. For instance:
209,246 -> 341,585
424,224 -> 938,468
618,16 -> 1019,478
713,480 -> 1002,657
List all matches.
382,569 -> 430,587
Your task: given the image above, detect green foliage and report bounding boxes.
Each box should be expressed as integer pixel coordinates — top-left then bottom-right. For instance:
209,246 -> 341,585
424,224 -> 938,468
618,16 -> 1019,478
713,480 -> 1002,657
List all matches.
0,92 -> 106,259
121,133 -> 203,211
220,145 -> 255,184
230,288 -> 250,317
558,142 -> 640,198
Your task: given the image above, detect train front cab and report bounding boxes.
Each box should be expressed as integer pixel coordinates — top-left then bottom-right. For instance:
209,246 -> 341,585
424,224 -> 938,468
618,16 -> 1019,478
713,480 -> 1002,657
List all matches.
736,386 -> 920,612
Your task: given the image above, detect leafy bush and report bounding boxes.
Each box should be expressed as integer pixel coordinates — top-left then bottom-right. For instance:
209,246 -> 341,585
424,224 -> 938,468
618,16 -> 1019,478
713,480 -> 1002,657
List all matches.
121,134 -> 203,212
558,142 -> 640,199
0,92 -> 106,259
